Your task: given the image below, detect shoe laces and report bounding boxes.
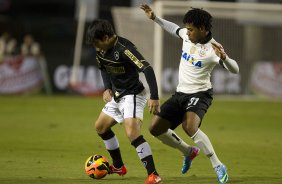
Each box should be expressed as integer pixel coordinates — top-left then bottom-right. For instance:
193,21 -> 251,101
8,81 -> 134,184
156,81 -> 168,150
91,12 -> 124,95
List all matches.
215,165 -> 225,177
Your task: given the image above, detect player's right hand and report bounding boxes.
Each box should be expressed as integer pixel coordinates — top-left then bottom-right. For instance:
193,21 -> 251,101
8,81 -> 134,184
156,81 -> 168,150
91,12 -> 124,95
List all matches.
140,3 -> 156,20
103,89 -> 113,103
148,99 -> 160,115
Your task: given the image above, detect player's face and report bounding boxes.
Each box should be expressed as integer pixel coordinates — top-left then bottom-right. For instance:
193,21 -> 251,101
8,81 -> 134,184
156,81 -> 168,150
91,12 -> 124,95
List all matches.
93,39 -> 108,51
92,36 -> 111,51
185,23 -> 206,44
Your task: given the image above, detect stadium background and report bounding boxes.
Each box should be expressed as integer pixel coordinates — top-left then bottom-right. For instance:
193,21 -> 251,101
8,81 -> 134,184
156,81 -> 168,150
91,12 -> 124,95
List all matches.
1,0 -> 281,97
1,1 -> 282,184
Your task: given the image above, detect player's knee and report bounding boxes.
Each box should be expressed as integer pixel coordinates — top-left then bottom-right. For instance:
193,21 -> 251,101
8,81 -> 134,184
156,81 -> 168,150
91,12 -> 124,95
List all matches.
149,125 -> 159,136
149,116 -> 170,136
95,121 -> 105,134
149,122 -> 167,137
126,131 -> 139,142
182,122 -> 197,137
182,114 -> 201,136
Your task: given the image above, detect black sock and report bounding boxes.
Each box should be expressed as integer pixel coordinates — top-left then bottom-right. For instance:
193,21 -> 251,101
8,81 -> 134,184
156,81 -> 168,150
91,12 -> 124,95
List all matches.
131,135 -> 158,175
98,129 -> 124,168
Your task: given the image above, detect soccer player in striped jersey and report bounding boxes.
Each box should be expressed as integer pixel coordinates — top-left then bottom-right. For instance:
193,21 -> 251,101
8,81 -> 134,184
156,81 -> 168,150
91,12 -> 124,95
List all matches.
86,19 -> 162,184
141,4 -> 239,184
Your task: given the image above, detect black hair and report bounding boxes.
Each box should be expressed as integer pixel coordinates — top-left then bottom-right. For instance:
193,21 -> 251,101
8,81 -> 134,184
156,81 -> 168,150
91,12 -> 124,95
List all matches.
85,19 -> 115,45
183,8 -> 212,31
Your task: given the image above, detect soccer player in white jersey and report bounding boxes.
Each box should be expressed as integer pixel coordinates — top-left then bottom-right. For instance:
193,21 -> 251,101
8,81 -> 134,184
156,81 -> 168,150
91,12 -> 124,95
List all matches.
141,4 -> 239,184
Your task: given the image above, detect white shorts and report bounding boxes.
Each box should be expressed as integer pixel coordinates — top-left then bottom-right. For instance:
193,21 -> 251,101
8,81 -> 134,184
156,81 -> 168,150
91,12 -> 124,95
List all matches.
102,90 -> 147,123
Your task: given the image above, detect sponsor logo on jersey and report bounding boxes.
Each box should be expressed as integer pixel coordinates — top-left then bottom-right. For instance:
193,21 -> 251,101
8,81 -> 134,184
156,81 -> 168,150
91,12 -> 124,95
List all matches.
181,50 -> 202,68
104,65 -> 125,74
124,49 -> 144,69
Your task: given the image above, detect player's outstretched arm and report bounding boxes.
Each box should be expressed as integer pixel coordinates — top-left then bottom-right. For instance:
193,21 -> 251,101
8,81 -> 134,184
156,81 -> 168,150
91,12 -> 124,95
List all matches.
140,3 -> 180,37
212,42 -> 239,74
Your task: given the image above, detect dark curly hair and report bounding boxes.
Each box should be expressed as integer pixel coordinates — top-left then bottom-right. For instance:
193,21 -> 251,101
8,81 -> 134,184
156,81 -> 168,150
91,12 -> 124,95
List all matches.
86,19 -> 115,45
183,8 -> 212,31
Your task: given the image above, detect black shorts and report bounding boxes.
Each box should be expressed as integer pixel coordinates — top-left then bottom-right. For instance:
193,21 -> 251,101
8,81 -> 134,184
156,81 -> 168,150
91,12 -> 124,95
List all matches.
157,89 -> 213,130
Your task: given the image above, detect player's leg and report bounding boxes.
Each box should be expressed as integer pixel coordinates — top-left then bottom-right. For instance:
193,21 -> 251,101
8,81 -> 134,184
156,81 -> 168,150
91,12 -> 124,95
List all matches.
150,116 -> 194,159
122,93 -> 162,184
123,118 -> 161,184
149,94 -> 197,174
183,112 -> 222,167
183,112 -> 228,183
95,101 -> 127,176
182,90 -> 228,183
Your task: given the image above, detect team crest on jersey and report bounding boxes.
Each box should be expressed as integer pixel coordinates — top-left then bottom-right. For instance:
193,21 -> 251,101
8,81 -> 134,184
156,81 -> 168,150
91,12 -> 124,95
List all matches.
190,46 -> 196,54
198,46 -> 208,57
114,51 -> 119,60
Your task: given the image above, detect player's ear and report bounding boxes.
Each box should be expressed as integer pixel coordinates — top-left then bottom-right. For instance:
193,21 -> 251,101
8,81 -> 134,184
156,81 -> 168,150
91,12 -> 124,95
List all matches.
199,26 -> 206,32
101,35 -> 108,42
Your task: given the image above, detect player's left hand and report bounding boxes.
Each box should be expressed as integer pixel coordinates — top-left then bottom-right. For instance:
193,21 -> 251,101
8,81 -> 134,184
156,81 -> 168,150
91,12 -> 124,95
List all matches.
147,99 -> 160,115
140,3 -> 156,20
212,42 -> 227,60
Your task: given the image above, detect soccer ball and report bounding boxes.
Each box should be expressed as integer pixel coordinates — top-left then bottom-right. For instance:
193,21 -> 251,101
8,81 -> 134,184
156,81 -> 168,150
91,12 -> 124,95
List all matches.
84,154 -> 110,179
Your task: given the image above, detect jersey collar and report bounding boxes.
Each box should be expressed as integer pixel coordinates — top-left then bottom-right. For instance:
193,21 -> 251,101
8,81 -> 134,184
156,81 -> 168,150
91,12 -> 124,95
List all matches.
199,32 -> 212,44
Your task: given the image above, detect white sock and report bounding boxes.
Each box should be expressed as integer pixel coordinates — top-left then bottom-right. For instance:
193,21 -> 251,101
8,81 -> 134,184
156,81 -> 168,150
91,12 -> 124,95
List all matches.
135,142 -> 152,160
191,129 -> 222,168
157,129 -> 192,156
103,135 -> 119,150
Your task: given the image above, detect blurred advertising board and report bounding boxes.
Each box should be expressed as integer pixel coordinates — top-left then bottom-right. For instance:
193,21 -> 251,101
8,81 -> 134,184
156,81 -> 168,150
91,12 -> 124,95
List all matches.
250,61 -> 282,98
0,56 -> 43,94
53,64 -> 104,96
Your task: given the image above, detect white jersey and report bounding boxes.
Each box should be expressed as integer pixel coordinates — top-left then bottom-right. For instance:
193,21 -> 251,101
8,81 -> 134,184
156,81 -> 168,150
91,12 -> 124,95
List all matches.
176,28 -> 220,94
153,16 -> 239,94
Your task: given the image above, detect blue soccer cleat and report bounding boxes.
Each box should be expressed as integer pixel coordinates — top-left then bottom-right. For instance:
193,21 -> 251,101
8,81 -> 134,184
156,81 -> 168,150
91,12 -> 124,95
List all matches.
214,164 -> 228,184
182,146 -> 200,174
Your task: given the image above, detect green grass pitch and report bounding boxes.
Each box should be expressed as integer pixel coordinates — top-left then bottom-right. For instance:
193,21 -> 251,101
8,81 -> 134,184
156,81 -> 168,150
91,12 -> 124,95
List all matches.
0,95 -> 282,184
